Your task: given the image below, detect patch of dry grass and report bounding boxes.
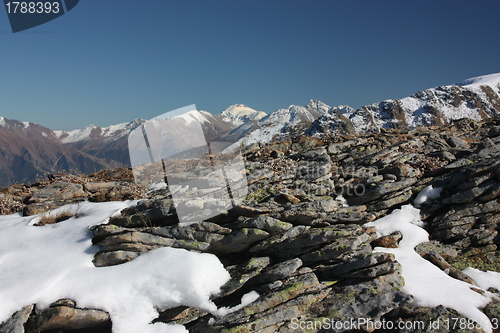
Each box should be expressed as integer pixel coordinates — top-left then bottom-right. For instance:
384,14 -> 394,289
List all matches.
35,211 -> 76,226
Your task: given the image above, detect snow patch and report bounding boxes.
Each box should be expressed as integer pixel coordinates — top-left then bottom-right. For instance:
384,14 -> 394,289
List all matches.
0,117 -> 5,127
414,185 -> 442,208
0,201 -> 235,333
335,195 -> 349,207
215,291 -> 260,317
464,268 -> 500,291
456,73 -> 500,88
59,124 -> 99,143
365,205 -> 496,333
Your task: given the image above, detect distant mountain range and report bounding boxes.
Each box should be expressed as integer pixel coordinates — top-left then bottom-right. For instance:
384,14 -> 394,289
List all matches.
1,73 -> 499,186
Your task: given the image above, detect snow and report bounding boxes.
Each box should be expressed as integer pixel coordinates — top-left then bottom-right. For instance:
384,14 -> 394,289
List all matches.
335,195 -> 349,207
58,124 -> 99,143
464,268 -> 500,291
176,110 -> 211,126
414,185 -> 442,208
220,104 -> 267,127
0,117 -> 5,127
100,121 -> 134,137
239,105 -> 316,146
56,120 -> 143,143
0,201 -> 239,333
366,204 -> 497,333
456,73 -> 500,88
215,291 -> 260,317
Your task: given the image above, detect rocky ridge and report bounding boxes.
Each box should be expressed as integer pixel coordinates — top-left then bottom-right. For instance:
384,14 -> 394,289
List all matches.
1,117 -> 500,332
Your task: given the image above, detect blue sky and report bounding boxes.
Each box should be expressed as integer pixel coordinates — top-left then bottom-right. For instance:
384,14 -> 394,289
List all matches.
1,0 -> 499,131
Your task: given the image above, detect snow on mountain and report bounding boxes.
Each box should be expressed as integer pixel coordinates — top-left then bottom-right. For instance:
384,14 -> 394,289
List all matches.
219,104 -> 267,127
56,120 -> 144,144
309,73 -> 500,136
0,117 -> 5,127
456,73 -> 500,88
306,105 -> 356,137
232,100 -> 330,146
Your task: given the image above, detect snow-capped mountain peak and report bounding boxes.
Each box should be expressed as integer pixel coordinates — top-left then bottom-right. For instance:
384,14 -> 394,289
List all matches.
220,104 -> 267,127
307,73 -> 500,136
307,99 -> 332,114
455,72 -> 500,88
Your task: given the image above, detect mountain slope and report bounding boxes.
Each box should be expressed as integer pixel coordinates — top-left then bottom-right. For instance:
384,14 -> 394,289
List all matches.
0,118 -> 114,186
225,99 -> 330,146
308,73 -> 500,136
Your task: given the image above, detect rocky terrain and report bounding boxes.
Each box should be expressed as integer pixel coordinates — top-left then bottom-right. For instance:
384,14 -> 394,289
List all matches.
2,72 -> 498,187
1,115 -> 500,332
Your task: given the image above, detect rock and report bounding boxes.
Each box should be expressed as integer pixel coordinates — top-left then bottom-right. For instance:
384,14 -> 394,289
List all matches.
447,136 -> 469,149
372,231 -> 402,248
248,258 -> 303,286
347,178 -> 417,206
388,305 -> 484,333
415,241 -> 459,261
300,233 -> 374,265
34,305 -> 110,331
270,150 -> 285,159
273,193 -> 301,204
218,257 -> 271,297
214,272 -> 323,326
23,198 -> 86,216
442,180 -> 496,204
0,305 -> 33,333
235,216 -> 293,235
317,252 -> 398,279
209,228 -> 270,254
280,199 -> 342,225
28,182 -> 86,204
250,224 -> 364,261
93,250 -> 140,267
233,204 -> 283,217
307,270 -> 411,332
84,181 -> 121,192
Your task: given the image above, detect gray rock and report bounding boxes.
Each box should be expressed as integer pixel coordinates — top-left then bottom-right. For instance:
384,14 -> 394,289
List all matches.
235,216 -> 293,235
447,136 -> 469,149
28,182 -> 85,204
219,257 -> 271,297
250,224 -> 364,261
93,250 -> 140,267
249,258 -> 303,286
317,252 -> 397,279
348,178 -> 417,206
300,233 -> 374,265
0,305 -> 33,333
281,199 -> 342,225
209,228 -> 270,254
309,270 -> 411,332
215,272 -> 322,326
442,180 -> 496,204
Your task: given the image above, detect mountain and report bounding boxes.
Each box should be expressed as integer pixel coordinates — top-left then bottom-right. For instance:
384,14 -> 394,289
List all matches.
0,117 -> 114,186
2,72 -> 500,186
219,104 -> 267,127
224,99 -> 330,146
0,110 -> 243,186
307,73 -> 500,136
54,120 -> 145,168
